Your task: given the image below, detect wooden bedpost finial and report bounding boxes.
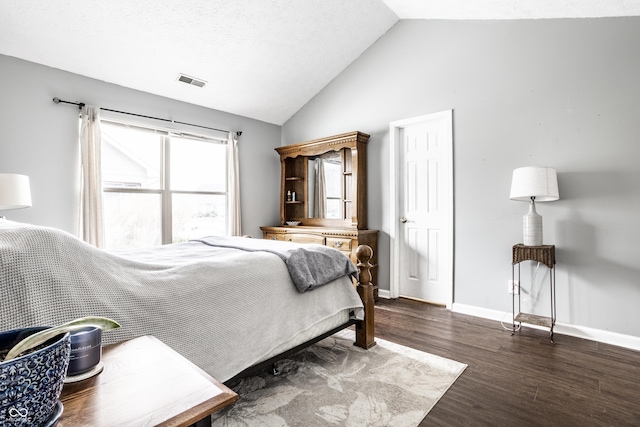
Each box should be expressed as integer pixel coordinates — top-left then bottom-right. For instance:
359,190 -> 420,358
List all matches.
355,245 -> 373,266
354,244 -> 376,349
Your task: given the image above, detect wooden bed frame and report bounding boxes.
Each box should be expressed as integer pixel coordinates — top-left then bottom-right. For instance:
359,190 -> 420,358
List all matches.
225,244 -> 375,384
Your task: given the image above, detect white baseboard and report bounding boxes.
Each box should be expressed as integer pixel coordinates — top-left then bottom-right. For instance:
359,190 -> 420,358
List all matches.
451,303 -> 640,352
377,289 -> 391,299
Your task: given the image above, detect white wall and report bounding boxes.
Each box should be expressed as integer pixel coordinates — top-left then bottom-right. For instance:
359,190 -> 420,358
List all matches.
0,54 -> 281,237
282,18 -> 640,338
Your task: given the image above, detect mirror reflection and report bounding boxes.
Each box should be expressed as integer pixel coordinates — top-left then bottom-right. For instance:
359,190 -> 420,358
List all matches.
308,152 -> 343,219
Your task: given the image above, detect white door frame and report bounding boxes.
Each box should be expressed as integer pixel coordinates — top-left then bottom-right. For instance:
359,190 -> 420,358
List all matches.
389,110 -> 454,308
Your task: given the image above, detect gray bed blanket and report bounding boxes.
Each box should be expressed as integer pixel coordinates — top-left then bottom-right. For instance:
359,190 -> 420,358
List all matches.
191,236 -> 358,293
0,220 -> 364,382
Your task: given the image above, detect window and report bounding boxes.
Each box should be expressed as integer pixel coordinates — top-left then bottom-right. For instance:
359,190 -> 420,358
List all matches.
100,121 -> 228,249
323,160 -> 343,219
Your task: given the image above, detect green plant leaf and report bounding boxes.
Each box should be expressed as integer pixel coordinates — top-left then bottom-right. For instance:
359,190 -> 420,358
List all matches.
3,316 -> 120,362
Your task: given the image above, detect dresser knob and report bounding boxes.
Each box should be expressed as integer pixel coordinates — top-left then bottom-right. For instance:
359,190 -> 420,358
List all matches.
333,241 -> 343,248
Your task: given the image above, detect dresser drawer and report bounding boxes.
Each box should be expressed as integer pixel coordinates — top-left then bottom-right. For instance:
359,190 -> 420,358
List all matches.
265,233 -> 285,241
325,237 -> 352,251
285,234 -> 325,245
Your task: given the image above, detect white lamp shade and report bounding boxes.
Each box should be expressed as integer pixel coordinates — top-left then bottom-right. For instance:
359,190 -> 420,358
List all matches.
510,167 -> 559,202
0,173 -> 32,210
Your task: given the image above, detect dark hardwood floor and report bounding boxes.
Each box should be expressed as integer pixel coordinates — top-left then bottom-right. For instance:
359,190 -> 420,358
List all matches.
374,298 -> 640,427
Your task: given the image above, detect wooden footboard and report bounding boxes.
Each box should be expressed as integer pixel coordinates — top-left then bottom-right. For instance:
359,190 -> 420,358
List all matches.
354,245 -> 376,349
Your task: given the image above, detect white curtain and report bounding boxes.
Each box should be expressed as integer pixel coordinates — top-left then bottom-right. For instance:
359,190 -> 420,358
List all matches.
314,159 -> 326,218
226,131 -> 242,235
78,105 -> 105,247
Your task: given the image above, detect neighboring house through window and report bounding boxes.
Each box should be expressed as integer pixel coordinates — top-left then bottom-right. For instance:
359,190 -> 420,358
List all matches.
100,120 -> 228,249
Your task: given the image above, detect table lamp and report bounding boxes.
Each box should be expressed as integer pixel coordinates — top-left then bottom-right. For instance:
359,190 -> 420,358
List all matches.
510,166 -> 559,246
0,173 -> 32,219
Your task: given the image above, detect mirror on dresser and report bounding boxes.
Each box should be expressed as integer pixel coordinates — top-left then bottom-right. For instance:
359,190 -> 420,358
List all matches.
307,151 -> 345,219
260,131 -> 379,298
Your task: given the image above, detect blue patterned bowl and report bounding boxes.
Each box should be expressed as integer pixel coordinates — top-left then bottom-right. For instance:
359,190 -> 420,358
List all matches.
0,327 -> 71,426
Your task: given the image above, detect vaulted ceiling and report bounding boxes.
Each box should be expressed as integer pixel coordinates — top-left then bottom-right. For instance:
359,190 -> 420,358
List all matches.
1,1 -> 639,125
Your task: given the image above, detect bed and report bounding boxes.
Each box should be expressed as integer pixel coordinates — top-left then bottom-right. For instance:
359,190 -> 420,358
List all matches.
0,220 -> 375,383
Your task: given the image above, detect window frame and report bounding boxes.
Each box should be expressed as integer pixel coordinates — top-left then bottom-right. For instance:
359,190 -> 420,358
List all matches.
100,118 -> 229,246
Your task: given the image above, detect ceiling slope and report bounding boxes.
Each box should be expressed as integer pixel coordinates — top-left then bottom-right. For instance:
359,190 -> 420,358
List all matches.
384,0 -> 640,20
0,0 -> 398,125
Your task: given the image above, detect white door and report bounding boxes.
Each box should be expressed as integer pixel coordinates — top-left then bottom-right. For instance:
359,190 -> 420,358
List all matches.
390,111 -> 453,307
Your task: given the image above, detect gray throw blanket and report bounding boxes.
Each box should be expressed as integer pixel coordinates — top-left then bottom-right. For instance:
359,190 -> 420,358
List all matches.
192,236 -> 358,293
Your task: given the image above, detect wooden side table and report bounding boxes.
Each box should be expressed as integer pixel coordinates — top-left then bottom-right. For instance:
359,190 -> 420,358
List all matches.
58,336 -> 238,427
511,244 -> 557,343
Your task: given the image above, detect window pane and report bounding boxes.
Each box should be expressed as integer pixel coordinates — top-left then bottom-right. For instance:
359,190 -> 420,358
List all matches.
103,192 -> 161,249
172,193 -> 226,242
326,199 -> 342,219
324,161 -> 342,218
170,137 -> 226,192
101,122 -> 163,190
324,161 -> 342,197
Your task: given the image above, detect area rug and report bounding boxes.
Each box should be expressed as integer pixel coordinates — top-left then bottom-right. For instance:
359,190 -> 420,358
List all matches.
211,330 -> 467,426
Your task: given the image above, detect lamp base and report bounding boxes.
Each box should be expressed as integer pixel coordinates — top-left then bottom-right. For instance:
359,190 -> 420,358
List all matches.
523,201 -> 543,246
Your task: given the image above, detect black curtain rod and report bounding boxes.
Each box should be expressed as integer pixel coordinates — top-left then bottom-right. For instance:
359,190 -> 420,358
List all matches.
52,97 -> 241,136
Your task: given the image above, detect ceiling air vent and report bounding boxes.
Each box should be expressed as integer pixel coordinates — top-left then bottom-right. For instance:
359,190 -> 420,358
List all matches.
177,74 -> 206,88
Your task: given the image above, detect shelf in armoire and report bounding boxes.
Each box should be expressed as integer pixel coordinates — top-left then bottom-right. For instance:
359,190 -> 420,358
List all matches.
285,201 -> 303,204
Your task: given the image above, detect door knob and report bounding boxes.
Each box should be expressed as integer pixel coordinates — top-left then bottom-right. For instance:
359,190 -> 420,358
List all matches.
400,217 -> 408,223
